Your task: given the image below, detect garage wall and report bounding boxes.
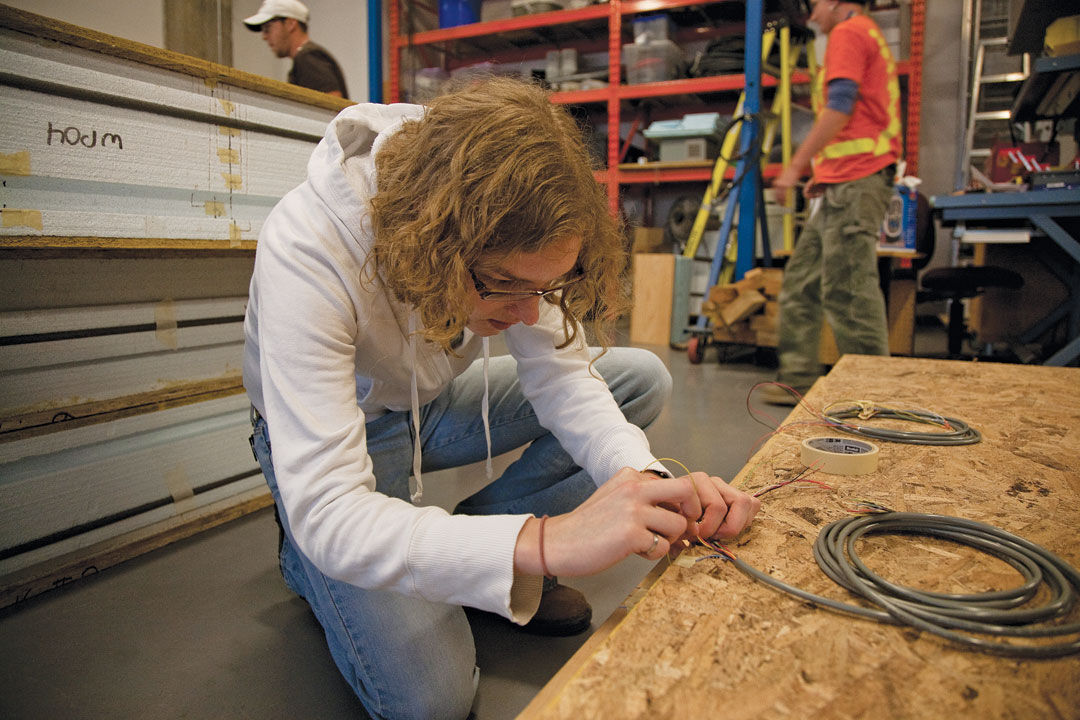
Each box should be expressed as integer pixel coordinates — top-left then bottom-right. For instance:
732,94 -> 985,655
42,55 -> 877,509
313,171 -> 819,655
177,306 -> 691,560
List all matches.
4,0 -> 165,47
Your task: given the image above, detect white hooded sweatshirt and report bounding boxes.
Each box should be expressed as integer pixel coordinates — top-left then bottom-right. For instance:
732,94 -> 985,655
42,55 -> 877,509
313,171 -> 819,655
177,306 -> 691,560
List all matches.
243,102 -> 663,623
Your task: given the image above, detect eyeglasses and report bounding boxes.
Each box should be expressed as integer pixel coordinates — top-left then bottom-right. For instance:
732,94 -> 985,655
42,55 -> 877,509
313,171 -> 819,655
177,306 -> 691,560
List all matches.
470,266 -> 584,302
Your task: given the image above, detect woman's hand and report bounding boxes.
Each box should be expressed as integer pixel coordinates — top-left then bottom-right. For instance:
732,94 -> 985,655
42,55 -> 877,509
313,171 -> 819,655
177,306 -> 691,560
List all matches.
677,472 -> 761,541
514,467 -> 760,578
515,467 -> 691,577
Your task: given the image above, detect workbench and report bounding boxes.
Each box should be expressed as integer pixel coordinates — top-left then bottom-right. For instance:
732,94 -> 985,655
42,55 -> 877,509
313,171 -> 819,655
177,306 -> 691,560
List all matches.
521,355 -> 1080,719
932,188 -> 1080,366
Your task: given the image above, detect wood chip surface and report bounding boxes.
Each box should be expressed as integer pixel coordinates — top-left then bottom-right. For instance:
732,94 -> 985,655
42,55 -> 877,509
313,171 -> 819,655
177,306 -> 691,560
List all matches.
525,355 -> 1080,720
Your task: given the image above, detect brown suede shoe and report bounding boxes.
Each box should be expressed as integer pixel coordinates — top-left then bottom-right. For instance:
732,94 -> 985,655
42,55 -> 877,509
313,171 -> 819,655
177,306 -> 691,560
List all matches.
520,583 -> 592,637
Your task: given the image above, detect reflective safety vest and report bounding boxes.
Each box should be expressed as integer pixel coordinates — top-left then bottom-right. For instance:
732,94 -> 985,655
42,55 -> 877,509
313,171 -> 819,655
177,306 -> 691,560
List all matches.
812,18 -> 901,183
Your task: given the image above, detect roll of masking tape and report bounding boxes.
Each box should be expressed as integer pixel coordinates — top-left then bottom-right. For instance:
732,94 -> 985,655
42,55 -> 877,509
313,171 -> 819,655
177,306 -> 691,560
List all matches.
800,436 -> 880,476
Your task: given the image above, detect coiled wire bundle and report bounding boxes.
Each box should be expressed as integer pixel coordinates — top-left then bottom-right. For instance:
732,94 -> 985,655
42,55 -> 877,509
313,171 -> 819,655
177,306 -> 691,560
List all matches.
820,401 -> 982,446
703,511 -> 1080,658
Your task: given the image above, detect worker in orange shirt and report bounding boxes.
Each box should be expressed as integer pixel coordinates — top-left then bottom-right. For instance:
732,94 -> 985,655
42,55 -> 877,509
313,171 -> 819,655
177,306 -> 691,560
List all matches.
763,0 -> 900,405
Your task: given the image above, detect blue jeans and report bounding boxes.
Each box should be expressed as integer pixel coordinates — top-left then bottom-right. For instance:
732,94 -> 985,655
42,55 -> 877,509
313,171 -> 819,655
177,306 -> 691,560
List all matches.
249,347 -> 671,719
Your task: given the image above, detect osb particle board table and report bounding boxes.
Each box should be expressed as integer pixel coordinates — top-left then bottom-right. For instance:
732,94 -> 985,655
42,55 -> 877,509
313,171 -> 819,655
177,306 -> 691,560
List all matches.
520,355 -> 1080,719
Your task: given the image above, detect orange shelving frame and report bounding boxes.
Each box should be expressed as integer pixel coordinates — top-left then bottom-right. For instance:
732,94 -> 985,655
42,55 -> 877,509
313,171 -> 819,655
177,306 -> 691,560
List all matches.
387,0 -> 925,213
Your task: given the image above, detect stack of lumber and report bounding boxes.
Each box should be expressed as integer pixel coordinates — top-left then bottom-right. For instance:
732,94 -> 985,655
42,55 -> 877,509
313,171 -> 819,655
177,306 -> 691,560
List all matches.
699,266 -> 844,362
699,267 -> 782,347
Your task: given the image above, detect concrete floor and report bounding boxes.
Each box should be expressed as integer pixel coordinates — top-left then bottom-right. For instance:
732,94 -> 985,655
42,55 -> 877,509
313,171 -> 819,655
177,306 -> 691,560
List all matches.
0,325 -> 949,719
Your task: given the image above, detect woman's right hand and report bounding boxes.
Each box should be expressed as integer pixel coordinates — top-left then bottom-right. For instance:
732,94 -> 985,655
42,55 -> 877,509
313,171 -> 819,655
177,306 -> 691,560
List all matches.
514,467 -> 706,578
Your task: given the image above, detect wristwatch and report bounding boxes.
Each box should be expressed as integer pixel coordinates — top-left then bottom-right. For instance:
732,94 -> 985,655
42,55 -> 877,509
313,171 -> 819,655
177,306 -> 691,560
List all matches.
641,468 -> 672,479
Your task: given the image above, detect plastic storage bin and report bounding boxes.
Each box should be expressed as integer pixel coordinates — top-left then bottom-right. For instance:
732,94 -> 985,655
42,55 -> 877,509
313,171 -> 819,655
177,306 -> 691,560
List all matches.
623,40 -> 682,85
411,68 -> 449,104
545,48 -> 578,81
644,113 -> 724,162
633,14 -> 674,44
511,0 -> 564,15
643,112 -> 723,139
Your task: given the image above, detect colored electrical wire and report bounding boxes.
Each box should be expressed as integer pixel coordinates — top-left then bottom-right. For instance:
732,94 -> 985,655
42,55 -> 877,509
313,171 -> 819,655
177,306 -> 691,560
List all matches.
746,382 -> 817,430
847,499 -> 894,514
698,535 -> 737,561
747,383 -> 982,447
751,461 -> 831,498
820,401 -> 981,446
699,509 -> 1080,658
647,457 -> 693,478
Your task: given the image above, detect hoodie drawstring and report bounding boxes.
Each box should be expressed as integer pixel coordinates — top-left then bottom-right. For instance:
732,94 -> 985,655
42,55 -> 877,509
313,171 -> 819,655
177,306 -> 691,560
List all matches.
407,319 -> 495,505
408,314 -> 424,504
481,336 -> 493,482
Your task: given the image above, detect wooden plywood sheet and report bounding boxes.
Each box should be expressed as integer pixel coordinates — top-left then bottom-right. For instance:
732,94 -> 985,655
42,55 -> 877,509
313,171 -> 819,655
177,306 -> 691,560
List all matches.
525,356 -> 1080,719
630,253 -> 676,346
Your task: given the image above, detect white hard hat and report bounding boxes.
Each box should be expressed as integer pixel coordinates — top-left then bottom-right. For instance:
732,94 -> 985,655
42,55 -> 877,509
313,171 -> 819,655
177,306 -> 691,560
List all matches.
243,0 -> 310,29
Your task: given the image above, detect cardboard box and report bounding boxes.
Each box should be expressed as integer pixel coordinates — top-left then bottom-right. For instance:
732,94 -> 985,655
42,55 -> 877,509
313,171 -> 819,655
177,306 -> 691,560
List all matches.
632,226 -> 668,254
658,137 -> 718,163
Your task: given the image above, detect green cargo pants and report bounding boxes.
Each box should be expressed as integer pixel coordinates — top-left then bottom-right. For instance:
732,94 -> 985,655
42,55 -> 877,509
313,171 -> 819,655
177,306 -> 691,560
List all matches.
776,168 -> 894,392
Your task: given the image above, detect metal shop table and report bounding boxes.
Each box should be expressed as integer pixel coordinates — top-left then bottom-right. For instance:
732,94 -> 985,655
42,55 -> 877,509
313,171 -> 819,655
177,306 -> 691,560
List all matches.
931,188 -> 1080,366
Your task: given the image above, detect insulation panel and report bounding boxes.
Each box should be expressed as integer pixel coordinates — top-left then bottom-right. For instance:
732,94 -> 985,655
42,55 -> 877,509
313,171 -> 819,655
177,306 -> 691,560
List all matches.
0,7 -> 345,591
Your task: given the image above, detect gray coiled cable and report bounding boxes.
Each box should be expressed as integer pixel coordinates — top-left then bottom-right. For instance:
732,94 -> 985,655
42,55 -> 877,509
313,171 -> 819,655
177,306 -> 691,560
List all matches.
716,512 -> 1080,658
821,403 -> 982,445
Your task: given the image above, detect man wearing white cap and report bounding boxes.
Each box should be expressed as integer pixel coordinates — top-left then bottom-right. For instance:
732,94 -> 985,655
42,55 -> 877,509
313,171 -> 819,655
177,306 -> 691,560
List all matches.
244,0 -> 348,98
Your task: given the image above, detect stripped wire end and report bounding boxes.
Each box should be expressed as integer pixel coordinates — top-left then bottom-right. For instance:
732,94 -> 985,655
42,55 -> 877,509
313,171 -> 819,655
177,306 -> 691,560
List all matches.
752,461 -> 830,498
847,499 -> 894,514
697,537 -> 737,561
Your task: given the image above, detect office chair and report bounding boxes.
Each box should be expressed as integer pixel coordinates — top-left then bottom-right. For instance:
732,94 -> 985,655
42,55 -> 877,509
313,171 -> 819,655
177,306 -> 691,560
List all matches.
913,193 -> 1024,356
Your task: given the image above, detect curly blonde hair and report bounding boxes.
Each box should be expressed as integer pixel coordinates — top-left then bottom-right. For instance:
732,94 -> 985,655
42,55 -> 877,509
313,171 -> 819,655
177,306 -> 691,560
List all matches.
369,77 -> 628,352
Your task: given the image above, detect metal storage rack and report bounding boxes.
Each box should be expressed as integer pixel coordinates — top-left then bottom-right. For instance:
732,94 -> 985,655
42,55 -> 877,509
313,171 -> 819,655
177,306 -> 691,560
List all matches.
386,0 -> 925,215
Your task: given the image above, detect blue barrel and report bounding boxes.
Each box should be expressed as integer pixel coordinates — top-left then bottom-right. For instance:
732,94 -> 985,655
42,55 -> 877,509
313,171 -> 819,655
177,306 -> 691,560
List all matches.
439,0 -> 482,27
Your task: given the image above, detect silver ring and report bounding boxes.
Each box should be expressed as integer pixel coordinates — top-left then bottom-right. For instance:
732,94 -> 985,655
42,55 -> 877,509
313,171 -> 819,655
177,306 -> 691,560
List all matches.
647,533 -> 660,555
